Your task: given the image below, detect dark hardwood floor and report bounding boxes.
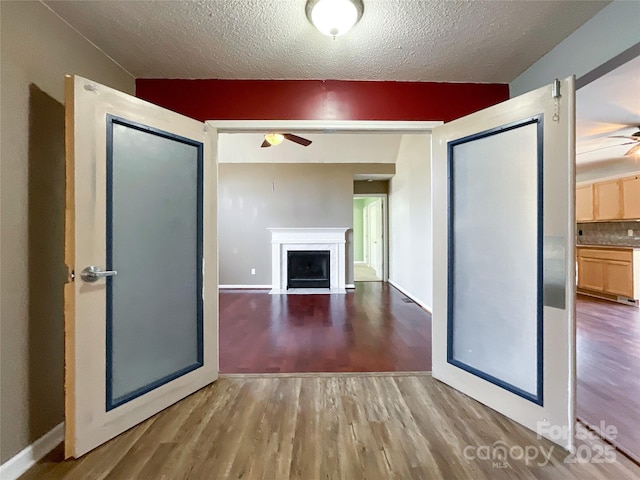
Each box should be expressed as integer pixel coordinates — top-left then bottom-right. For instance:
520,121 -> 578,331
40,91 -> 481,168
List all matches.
219,282 -> 432,373
576,294 -> 640,463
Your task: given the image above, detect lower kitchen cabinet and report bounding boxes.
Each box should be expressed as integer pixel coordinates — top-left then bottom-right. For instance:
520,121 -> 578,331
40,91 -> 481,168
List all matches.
577,256 -> 605,292
577,247 -> 639,301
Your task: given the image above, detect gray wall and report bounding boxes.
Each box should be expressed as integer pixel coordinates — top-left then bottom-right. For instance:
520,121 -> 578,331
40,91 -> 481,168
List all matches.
388,134 -> 433,310
510,1 -> 640,96
218,163 -> 394,286
354,180 -> 389,194
0,1 -> 135,463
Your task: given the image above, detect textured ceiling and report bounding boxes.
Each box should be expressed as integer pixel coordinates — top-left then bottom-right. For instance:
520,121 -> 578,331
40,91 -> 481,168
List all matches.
44,0 -> 608,83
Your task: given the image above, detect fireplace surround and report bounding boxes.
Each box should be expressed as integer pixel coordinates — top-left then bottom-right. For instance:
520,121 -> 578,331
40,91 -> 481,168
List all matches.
268,228 -> 348,294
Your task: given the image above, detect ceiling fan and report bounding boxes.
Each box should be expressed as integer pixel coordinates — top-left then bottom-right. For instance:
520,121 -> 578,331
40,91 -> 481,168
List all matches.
608,127 -> 640,156
261,133 -> 312,148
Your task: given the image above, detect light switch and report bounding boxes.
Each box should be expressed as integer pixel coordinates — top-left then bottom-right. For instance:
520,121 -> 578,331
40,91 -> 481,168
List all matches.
628,229 -> 634,237
251,268 -> 256,275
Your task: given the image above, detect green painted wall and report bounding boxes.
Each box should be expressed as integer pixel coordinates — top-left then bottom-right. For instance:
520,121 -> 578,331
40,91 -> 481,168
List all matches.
353,197 -> 381,263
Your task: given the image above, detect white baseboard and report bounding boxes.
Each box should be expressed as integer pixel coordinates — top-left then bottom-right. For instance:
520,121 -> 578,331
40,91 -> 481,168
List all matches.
0,422 -> 64,480
219,285 -> 272,289
346,284 -> 356,289
387,279 -> 432,314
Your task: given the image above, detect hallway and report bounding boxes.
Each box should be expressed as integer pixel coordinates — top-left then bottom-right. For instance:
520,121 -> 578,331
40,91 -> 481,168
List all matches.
353,263 -> 381,281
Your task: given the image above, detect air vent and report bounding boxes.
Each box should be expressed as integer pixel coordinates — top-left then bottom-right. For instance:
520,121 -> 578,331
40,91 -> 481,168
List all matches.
616,296 -> 639,307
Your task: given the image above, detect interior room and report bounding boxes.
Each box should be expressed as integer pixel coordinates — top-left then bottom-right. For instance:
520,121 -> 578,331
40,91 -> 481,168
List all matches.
574,55 -> 640,462
2,1 -> 640,479
216,131 -> 431,374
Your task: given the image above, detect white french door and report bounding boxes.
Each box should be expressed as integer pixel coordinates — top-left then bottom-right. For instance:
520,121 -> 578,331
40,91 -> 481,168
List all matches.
431,77 -> 576,449
64,75 -> 218,458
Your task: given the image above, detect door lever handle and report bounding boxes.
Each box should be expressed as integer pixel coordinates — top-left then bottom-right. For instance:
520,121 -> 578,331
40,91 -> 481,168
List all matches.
81,265 -> 118,283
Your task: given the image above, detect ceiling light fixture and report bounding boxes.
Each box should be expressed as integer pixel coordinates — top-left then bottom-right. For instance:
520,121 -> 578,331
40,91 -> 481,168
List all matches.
264,133 -> 285,146
306,0 -> 364,37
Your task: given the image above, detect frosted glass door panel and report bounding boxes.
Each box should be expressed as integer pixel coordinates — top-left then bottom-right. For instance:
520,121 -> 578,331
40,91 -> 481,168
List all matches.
448,119 -> 542,403
107,117 -> 203,409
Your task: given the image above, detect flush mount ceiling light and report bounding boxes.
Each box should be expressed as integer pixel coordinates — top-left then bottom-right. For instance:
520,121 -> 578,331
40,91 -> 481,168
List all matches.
306,0 -> 364,37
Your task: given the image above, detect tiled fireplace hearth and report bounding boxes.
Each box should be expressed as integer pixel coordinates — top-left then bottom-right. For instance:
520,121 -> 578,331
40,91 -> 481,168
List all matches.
269,228 -> 348,294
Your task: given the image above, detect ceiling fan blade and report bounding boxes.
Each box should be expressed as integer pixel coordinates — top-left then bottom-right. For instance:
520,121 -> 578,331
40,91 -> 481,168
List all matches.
261,139 -> 271,148
283,133 -> 312,146
625,143 -> 640,156
608,135 -> 640,140
576,141 -> 636,156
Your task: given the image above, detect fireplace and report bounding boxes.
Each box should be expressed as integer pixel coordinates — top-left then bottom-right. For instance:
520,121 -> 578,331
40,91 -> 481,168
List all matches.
268,228 -> 348,294
287,250 -> 330,289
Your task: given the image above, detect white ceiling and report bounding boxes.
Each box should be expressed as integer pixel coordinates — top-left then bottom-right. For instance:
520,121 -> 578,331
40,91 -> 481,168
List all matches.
576,55 -> 640,170
218,132 -> 402,163
44,0 -> 607,83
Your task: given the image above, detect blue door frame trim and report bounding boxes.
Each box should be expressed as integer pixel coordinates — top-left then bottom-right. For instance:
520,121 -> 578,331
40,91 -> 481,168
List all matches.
105,114 -> 204,411
446,115 -> 544,406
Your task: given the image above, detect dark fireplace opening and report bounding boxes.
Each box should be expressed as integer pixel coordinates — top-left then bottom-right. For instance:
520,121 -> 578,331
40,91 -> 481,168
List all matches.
287,250 -> 330,289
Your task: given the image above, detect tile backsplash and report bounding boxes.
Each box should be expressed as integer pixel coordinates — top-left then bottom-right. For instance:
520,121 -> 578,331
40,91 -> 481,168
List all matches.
577,221 -> 640,247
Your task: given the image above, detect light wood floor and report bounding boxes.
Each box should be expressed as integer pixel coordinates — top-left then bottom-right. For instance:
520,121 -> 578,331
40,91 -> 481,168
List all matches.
22,374 -> 640,479
354,263 -> 380,281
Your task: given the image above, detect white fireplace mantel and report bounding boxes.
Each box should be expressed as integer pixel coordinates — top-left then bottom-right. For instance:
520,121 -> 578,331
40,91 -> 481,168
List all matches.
269,228 -> 349,294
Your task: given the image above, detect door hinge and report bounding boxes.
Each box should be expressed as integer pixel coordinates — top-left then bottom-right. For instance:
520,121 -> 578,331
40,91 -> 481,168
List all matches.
551,78 -> 561,122
552,78 -> 561,99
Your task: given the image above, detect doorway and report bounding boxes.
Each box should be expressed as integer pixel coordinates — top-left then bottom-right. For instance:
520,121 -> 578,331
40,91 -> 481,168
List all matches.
353,194 -> 386,282
64,77 -> 575,459
574,54 -> 640,463
213,126 -> 433,375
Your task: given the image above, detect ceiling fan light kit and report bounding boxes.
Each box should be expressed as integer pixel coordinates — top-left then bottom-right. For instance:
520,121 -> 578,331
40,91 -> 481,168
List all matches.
306,0 -> 364,37
261,133 -> 313,148
264,133 -> 285,146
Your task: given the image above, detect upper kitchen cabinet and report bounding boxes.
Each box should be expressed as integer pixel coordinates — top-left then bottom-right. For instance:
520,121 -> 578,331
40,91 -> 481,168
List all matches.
594,179 -> 622,220
576,184 -> 594,221
622,175 -> 640,219
577,173 -> 640,222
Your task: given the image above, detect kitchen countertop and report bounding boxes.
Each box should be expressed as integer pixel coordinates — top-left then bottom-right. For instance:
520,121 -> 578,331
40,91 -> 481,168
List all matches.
577,244 -> 640,250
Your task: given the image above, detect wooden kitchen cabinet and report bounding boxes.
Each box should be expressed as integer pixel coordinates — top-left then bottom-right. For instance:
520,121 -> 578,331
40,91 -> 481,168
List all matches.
577,173 -> 640,222
577,256 -> 605,291
604,260 -> 634,297
576,184 -> 594,221
594,179 -> 622,220
622,175 -> 640,219
577,247 -> 638,301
